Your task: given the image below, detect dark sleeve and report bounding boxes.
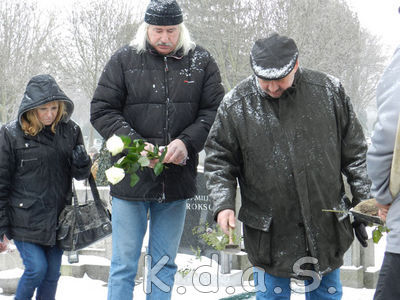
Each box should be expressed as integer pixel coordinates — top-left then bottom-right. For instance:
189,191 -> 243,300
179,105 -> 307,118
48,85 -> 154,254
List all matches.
338,84 -> 371,206
0,126 -> 13,237
90,48 -> 144,141
178,53 -> 225,155
204,100 -> 241,220
70,124 -> 92,180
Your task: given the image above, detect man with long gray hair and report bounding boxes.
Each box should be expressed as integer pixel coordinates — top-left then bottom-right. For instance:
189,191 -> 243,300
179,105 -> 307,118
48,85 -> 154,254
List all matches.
90,0 -> 224,299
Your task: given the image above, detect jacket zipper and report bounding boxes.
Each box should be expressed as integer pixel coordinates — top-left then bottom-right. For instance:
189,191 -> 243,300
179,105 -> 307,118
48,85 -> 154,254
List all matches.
20,158 -> 38,167
160,56 -> 171,203
163,56 -> 171,144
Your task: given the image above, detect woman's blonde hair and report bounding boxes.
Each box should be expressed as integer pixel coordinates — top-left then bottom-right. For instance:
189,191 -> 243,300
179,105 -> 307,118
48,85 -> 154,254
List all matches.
21,101 -> 66,136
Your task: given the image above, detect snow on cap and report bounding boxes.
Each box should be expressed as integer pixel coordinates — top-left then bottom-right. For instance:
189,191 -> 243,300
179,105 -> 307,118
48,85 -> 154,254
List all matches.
250,33 -> 299,80
145,0 -> 183,26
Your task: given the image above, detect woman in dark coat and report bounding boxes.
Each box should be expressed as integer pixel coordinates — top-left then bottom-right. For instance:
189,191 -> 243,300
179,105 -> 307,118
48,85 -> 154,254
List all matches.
0,74 -> 91,300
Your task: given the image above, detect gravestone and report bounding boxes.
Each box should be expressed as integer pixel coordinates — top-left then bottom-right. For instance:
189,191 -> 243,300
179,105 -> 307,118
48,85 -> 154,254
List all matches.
341,237 -> 379,289
178,171 -> 218,258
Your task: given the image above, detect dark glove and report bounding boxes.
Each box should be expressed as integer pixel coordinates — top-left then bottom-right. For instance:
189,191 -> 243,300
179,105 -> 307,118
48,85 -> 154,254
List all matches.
72,145 -> 90,167
352,218 -> 368,248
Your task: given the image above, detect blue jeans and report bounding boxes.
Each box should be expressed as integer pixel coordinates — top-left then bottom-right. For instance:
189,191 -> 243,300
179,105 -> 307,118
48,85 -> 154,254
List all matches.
14,240 -> 63,300
253,267 -> 342,300
107,197 -> 187,300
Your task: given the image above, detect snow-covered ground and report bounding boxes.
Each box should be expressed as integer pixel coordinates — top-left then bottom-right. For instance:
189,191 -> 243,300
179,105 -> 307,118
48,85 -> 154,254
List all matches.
0,232 -> 385,299
0,275 -> 377,300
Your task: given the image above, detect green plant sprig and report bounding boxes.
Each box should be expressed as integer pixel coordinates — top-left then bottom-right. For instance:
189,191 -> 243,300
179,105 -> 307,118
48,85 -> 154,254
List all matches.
115,136 -> 167,187
192,223 -> 242,251
372,225 -> 390,244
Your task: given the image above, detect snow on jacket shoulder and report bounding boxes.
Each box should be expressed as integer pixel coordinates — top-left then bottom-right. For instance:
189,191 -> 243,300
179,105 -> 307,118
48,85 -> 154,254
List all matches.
205,68 -> 370,277
91,44 -> 224,202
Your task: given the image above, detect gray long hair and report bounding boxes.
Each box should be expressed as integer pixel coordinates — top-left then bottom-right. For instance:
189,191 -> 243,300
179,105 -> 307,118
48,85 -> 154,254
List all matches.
130,22 -> 196,56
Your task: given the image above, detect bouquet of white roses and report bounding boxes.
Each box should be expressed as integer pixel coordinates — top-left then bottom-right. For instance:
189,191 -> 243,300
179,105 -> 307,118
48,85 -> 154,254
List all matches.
104,135 -> 167,187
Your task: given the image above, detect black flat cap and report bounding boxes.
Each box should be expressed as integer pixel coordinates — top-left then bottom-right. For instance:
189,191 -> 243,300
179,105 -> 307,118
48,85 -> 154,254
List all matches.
250,33 -> 299,80
145,0 -> 183,26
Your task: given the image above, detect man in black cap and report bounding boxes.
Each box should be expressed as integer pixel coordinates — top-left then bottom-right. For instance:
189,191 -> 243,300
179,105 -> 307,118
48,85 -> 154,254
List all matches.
205,33 -> 370,299
91,0 -> 224,299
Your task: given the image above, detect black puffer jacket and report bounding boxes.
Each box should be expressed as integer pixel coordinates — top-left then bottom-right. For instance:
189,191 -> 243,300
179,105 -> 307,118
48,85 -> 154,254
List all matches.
205,69 -> 371,278
91,44 -> 224,201
0,75 -> 91,246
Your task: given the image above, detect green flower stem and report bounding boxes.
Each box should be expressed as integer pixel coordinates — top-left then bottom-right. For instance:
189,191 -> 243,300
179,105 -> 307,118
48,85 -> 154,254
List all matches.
110,136 -> 167,187
321,209 -> 347,213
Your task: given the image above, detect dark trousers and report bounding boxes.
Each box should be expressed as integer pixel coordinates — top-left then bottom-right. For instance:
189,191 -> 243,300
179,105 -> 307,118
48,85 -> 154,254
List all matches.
374,252 -> 400,300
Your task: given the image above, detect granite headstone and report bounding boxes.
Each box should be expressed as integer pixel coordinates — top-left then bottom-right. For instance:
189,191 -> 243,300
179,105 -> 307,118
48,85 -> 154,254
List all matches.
178,171 -> 217,257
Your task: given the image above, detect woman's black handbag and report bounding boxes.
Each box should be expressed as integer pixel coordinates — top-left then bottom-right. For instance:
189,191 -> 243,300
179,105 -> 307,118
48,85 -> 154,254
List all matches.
57,173 -> 112,251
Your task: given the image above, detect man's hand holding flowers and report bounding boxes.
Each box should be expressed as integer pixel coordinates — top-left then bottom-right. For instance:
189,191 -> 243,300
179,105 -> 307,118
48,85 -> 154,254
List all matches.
104,135 -> 167,187
163,139 -> 188,166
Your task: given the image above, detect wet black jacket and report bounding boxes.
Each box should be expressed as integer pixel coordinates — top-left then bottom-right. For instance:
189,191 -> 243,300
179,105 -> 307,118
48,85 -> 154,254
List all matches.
91,44 -> 224,201
205,69 -> 370,278
0,75 -> 91,246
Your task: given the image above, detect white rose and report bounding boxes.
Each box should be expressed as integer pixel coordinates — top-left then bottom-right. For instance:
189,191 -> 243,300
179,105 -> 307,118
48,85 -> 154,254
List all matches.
105,166 -> 125,185
106,135 -> 124,156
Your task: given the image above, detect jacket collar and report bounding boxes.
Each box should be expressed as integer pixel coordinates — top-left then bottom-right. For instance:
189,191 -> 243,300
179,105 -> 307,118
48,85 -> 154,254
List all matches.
286,67 -> 302,94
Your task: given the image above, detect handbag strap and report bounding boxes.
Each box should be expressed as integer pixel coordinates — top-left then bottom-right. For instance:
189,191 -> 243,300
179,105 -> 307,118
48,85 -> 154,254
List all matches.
390,112 -> 400,198
70,173 -> 108,233
84,178 -> 89,204
88,173 -> 102,204
71,174 -> 102,208
72,181 -> 79,207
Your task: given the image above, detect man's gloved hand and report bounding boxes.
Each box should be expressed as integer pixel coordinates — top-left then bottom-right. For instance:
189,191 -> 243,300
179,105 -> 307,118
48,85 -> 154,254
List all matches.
352,218 -> 368,248
72,145 -> 90,167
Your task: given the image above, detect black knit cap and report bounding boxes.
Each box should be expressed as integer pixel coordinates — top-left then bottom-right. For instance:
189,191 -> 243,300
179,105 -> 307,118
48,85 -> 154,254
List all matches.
250,33 -> 299,80
145,0 -> 183,26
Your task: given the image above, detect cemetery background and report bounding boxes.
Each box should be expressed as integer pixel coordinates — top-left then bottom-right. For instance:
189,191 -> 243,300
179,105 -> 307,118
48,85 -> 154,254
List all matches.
0,161 -> 385,299
0,1 -> 397,298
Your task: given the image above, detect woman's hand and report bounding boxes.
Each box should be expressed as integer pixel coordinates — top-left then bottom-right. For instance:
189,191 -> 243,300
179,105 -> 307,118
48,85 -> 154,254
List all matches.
72,145 -> 91,167
0,235 -> 9,253
376,202 -> 391,222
